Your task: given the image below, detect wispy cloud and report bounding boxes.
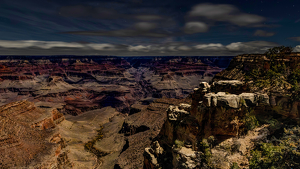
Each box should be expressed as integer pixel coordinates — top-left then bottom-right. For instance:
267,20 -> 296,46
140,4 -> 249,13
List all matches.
289,37 -> 300,41
184,22 -> 209,34
0,40 -> 117,50
187,3 -> 265,28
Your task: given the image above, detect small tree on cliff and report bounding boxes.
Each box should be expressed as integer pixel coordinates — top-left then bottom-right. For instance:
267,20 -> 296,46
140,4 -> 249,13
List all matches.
265,46 -> 293,55
265,46 -> 293,60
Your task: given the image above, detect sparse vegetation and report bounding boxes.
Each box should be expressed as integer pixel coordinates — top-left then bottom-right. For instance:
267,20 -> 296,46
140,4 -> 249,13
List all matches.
230,162 -> 241,169
84,125 -> 108,157
245,46 -> 299,92
198,139 -> 212,167
174,139 -> 185,148
243,109 -> 259,133
249,125 -> 300,169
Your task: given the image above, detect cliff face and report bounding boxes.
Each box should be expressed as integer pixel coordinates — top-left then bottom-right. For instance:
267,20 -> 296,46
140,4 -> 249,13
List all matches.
143,52 -> 300,169
144,71 -> 300,168
0,100 -> 67,168
213,54 -> 268,81
213,53 -> 300,82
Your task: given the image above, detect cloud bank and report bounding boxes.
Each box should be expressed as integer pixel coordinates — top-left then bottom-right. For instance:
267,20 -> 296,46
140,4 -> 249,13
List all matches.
0,40 -> 286,56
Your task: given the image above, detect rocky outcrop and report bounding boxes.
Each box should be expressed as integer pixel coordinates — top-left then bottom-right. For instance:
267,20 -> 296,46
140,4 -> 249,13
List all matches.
211,80 -> 250,94
144,141 -> 164,169
167,104 -> 190,121
143,80 -> 275,168
203,92 -> 269,108
172,146 -> 201,169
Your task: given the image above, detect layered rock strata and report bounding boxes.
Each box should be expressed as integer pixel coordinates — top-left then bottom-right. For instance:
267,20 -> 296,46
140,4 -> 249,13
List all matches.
0,100 -> 66,168
0,56 -> 225,115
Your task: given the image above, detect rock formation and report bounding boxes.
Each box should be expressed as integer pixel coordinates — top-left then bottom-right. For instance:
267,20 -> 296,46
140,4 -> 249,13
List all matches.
0,100 -> 67,168
143,80 -> 286,168
144,52 -> 300,169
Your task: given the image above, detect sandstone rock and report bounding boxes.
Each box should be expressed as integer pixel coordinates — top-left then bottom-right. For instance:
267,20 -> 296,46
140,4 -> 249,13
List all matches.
204,92 -> 240,108
144,141 -> 164,169
199,82 -> 211,92
172,147 -> 200,169
167,105 -> 190,121
203,92 -> 269,109
0,100 -> 65,168
213,80 -> 244,86
211,80 -> 249,94
179,103 -> 191,111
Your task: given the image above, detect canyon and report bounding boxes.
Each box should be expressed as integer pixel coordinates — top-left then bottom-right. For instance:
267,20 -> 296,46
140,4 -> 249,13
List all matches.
0,55 -> 230,168
2,51 -> 300,169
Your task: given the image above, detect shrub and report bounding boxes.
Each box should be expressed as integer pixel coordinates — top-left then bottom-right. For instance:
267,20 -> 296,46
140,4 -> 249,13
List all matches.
84,125 -> 106,157
207,136 -> 216,148
243,110 -> 259,132
249,126 -> 300,169
174,139 -> 184,148
198,139 -> 212,166
230,162 -> 240,169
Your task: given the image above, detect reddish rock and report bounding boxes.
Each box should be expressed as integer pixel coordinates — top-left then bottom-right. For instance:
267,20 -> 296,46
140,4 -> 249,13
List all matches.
0,100 -> 65,168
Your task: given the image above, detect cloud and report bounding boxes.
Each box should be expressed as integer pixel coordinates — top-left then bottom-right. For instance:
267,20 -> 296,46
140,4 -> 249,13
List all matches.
184,22 -> 209,34
178,46 -> 192,51
229,14 -> 265,26
226,41 -> 278,52
189,3 -> 237,19
289,37 -> 300,41
253,30 -> 275,37
294,45 -> 300,52
128,45 -> 151,52
0,40 -> 282,56
187,3 -> 265,27
134,22 -> 157,31
0,40 -> 118,50
168,46 -> 177,51
194,43 -> 225,50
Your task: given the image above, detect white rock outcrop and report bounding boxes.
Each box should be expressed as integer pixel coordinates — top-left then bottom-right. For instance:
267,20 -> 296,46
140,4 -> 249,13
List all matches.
167,104 -> 190,121
203,92 -> 269,108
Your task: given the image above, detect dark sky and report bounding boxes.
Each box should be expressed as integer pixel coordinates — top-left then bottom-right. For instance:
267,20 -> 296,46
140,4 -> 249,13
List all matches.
0,0 -> 299,56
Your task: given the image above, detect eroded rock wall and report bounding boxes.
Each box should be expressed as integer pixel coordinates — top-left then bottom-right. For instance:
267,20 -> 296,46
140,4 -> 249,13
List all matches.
144,80 -> 281,168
